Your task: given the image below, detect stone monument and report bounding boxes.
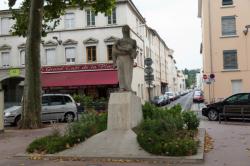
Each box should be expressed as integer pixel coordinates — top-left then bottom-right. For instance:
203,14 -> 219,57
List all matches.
112,25 -> 137,91
108,25 -> 142,130
0,83 -> 4,133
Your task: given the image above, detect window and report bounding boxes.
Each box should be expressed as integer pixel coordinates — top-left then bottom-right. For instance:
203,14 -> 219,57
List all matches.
107,45 -> 113,61
222,16 -> 236,36
49,96 -> 64,106
65,47 -> 76,64
108,8 -> 117,25
222,0 -> 233,6
64,96 -> 73,103
20,50 -> 25,66
87,46 -> 96,62
223,50 -> 238,69
86,10 -> 95,26
64,13 -> 75,29
42,96 -> 49,106
1,17 -> 11,35
46,48 -> 56,65
1,52 -> 10,67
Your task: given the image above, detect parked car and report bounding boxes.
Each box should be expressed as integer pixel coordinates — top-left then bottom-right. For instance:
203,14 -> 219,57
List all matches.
4,94 -> 78,126
202,93 -> 250,121
193,90 -> 204,103
164,92 -> 175,101
152,95 -> 169,106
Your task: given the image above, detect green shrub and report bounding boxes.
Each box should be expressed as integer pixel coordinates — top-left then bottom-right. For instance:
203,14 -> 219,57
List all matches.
182,111 -> 200,130
137,103 -> 199,156
27,112 -> 108,154
161,138 -> 198,156
73,94 -> 94,108
27,133 -> 68,154
142,102 -> 156,119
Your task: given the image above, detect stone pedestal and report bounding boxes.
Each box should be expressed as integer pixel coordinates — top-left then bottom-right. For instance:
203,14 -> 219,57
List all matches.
59,92 -> 149,157
0,90 -> 4,133
108,92 -> 142,130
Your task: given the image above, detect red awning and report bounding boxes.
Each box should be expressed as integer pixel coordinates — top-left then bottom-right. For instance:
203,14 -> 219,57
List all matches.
41,70 -> 118,87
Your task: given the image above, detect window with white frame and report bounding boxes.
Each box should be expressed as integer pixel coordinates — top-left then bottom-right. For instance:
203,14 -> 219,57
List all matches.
64,13 -> 75,29
86,10 -> 96,26
222,16 -> 236,36
222,0 -> 233,6
20,50 -> 25,66
65,47 -> 76,64
45,48 -> 56,65
86,46 -> 97,62
223,50 -> 238,69
107,45 -> 113,61
108,8 -> 117,25
1,52 -> 10,67
1,17 -> 11,35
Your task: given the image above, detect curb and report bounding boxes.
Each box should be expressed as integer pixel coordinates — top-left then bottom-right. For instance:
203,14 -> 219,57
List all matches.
15,128 -> 206,164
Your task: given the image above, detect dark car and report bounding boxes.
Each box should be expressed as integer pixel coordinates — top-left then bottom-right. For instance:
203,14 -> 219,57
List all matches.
202,93 -> 250,121
152,95 -> 170,106
193,90 -> 204,103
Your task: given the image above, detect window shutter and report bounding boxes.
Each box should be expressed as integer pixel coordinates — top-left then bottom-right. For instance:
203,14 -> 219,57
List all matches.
1,52 -> 10,67
1,18 -> 11,35
20,50 -> 25,66
223,50 -> 238,69
222,16 -> 236,36
222,0 -> 233,6
46,48 -> 56,65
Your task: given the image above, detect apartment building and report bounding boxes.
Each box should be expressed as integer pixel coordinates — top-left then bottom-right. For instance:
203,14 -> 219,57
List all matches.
0,0 -> 181,107
198,0 -> 250,103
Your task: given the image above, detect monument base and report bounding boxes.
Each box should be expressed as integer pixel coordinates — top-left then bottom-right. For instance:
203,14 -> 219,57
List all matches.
58,129 -> 150,157
58,92 -> 148,157
108,92 -> 142,130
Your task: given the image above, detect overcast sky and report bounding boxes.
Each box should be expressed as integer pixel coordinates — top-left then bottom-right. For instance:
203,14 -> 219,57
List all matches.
0,0 -> 202,70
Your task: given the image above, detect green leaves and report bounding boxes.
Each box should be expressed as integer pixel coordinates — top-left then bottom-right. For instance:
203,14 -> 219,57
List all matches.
10,0 -> 116,37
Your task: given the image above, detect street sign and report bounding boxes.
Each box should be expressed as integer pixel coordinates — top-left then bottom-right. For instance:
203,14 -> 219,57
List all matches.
145,74 -> 154,81
210,74 -> 215,79
144,66 -> 153,74
203,74 -> 207,80
9,68 -> 20,77
144,58 -> 153,66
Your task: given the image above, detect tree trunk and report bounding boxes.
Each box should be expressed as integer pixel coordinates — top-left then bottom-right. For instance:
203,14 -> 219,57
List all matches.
20,0 -> 44,129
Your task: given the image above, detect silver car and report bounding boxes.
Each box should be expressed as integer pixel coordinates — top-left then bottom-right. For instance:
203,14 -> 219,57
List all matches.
4,94 -> 77,126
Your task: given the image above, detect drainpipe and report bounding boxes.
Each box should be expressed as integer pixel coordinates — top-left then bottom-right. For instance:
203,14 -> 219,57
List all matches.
0,83 -> 4,133
208,0 -> 214,103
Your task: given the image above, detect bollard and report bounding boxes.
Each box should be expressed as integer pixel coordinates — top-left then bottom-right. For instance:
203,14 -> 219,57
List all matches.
0,89 -> 4,133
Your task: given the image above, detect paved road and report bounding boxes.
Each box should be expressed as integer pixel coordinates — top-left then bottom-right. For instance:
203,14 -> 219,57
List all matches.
166,92 -> 194,111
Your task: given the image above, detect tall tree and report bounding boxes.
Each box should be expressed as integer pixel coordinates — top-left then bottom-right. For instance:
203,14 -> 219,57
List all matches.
9,0 -> 115,129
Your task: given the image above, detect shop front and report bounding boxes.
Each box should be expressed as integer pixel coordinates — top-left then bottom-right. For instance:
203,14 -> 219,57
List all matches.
41,63 -> 119,98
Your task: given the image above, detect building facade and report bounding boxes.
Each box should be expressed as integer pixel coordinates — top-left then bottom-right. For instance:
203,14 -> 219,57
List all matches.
0,0 -> 182,107
198,0 -> 250,103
